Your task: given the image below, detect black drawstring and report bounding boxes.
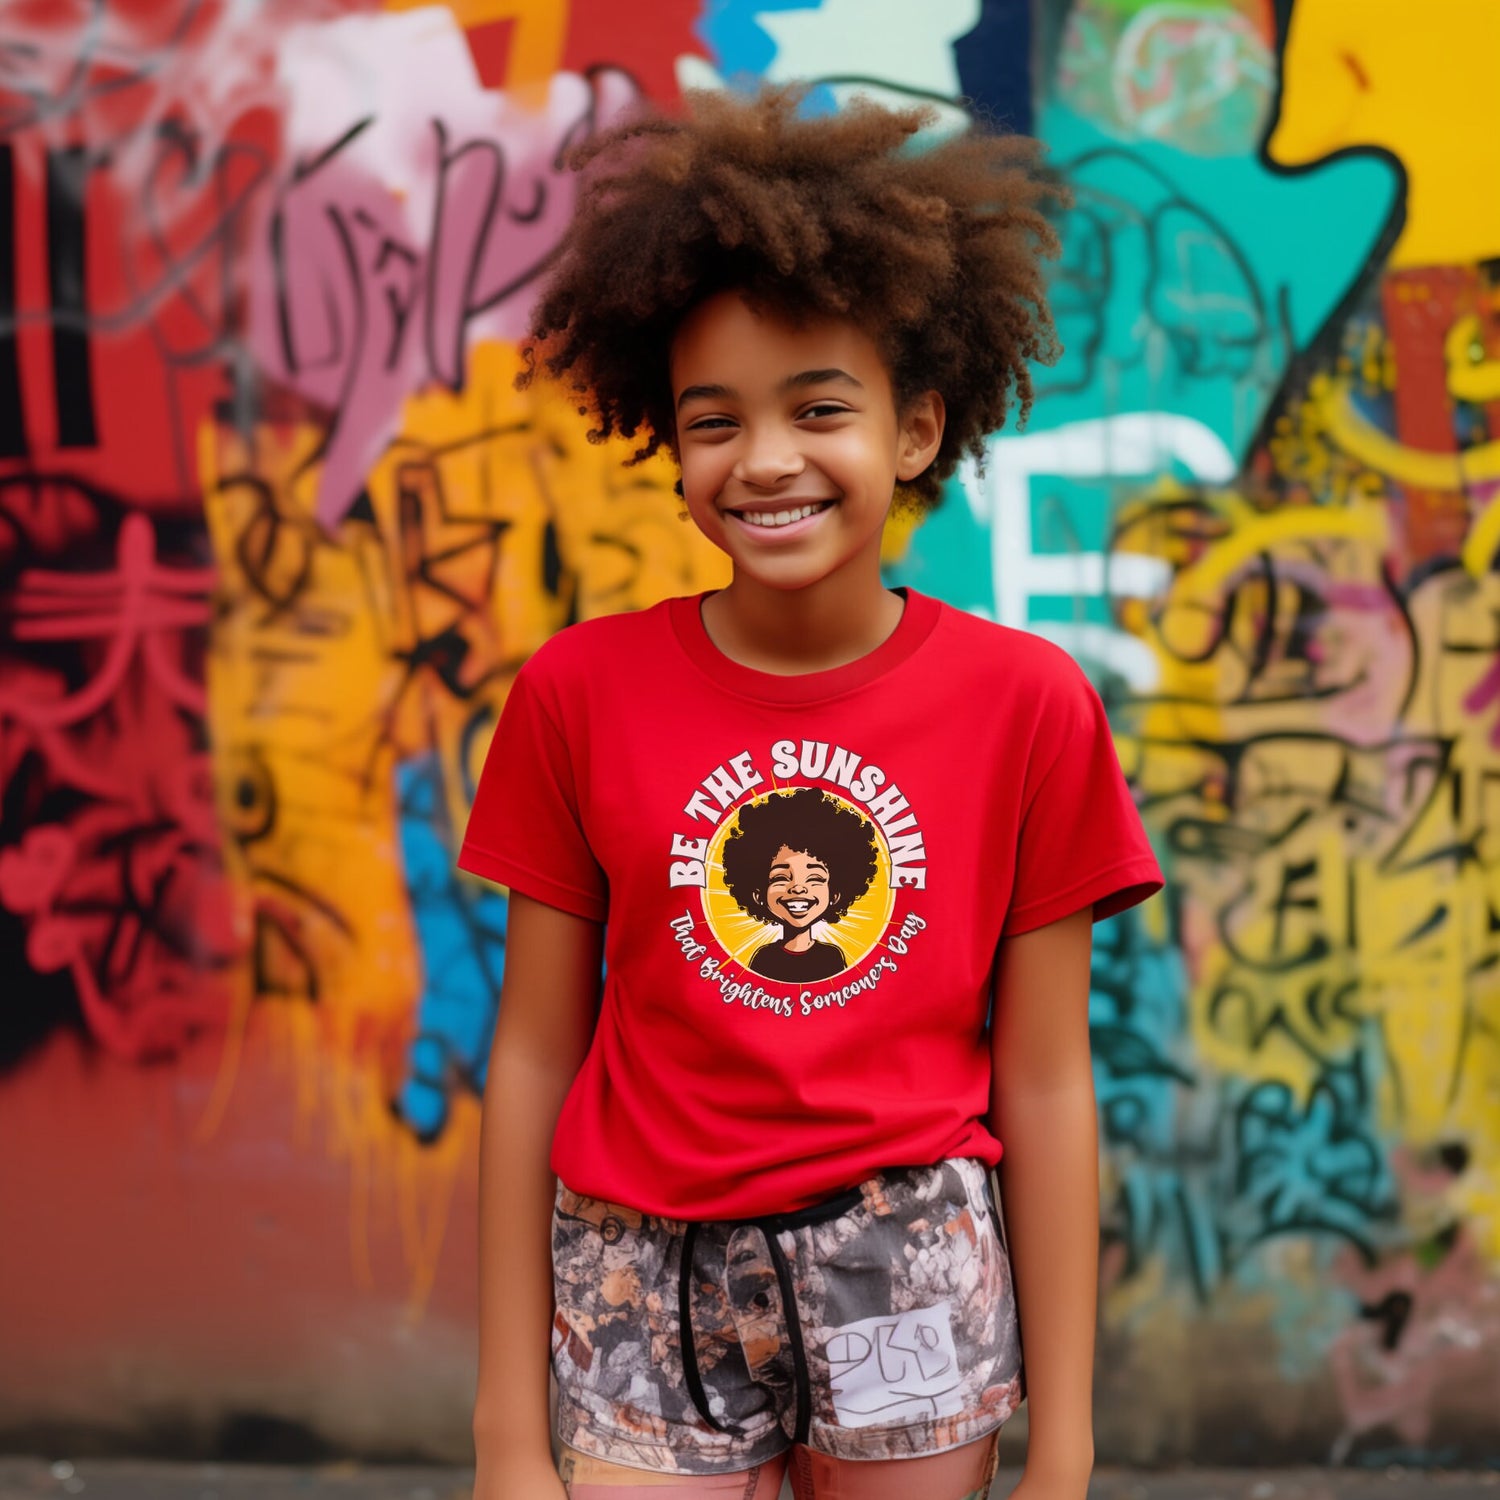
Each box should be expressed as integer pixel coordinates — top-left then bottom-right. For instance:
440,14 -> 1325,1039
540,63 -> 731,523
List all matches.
761,1228 -> 812,1446
678,1220 -> 738,1435
676,1186 -> 862,1440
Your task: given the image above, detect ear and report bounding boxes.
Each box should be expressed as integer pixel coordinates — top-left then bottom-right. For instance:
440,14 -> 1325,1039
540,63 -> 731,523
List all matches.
895,390 -> 945,483
751,890 -> 764,909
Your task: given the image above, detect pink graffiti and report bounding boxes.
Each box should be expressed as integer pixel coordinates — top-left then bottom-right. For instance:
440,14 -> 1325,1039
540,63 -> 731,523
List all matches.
245,9 -> 638,526
1327,1151 -> 1500,1461
1463,655 -> 1500,748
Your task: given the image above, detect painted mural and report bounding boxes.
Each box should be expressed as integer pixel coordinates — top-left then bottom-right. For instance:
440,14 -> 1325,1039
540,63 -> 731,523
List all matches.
0,0 -> 1496,1467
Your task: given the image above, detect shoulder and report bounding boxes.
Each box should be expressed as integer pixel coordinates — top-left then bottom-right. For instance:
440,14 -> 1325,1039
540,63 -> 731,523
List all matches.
513,598 -> 677,700
926,598 -> 1098,710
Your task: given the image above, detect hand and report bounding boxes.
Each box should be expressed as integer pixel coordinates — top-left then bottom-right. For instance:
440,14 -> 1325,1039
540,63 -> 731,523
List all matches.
472,1453 -> 569,1500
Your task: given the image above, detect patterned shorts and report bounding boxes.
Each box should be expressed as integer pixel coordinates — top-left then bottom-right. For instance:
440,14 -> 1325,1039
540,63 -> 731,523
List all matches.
550,1157 -> 1023,1474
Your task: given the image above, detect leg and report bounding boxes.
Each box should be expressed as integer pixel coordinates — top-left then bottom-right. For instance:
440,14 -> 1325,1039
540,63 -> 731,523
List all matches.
559,1445 -> 788,1500
787,1432 -> 1000,1500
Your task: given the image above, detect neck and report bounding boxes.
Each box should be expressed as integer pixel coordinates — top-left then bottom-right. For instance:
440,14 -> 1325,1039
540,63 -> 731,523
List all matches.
703,548 -> 903,675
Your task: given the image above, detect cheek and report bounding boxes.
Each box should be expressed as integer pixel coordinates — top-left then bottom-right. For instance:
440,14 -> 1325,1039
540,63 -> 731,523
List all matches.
680,443 -> 734,497
819,423 -> 899,477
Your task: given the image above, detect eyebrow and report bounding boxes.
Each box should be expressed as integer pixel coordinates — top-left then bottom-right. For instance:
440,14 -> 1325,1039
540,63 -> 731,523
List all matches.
676,367 -> 864,412
770,858 -> 829,874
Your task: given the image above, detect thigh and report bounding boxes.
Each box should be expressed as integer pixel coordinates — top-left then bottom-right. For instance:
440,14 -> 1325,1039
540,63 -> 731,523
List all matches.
789,1160 -> 1022,1463
560,1444 -> 788,1500
788,1432 -> 999,1500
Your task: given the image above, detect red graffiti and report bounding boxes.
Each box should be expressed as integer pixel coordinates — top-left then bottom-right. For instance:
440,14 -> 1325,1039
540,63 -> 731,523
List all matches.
0,511 -> 234,1062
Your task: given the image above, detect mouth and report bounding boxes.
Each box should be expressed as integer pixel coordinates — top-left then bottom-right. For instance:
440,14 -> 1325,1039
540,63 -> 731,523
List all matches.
780,899 -> 815,916
726,499 -> 837,533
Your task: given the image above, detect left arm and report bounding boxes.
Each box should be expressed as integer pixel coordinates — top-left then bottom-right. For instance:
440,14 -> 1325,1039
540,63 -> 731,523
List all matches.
989,904 -> 1098,1499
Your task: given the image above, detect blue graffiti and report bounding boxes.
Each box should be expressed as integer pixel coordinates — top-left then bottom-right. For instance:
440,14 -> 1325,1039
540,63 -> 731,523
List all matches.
697,0 -> 823,84
1229,1061 -> 1399,1261
393,753 -> 506,1143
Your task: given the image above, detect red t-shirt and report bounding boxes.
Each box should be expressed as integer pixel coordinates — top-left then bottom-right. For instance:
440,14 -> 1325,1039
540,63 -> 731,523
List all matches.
459,589 -> 1163,1219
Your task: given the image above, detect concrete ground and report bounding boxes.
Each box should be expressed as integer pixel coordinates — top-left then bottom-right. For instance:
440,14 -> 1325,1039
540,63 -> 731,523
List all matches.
2,1461 -> 1498,1500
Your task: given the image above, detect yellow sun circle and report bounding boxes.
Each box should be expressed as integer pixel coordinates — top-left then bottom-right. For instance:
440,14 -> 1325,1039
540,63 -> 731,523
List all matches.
701,788 -> 895,981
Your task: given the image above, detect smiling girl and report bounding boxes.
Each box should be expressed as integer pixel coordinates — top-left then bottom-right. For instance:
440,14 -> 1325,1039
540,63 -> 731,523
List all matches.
721,787 -> 880,981
461,88 -> 1162,1500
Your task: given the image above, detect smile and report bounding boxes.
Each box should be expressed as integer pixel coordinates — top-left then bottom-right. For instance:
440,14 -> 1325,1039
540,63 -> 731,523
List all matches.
730,500 -> 835,530
780,899 -> 815,915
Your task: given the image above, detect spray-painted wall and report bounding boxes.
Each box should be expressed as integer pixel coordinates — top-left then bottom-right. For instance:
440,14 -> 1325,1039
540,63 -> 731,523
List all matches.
1,0 -> 1496,1468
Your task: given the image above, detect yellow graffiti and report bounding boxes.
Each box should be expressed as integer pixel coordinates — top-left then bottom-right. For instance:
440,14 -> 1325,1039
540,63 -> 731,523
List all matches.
1443,312 -> 1500,405
1173,500 -> 1388,596
1313,378 -> 1500,494
1120,465 -> 1500,1262
1268,0 -> 1500,269
199,339 -> 729,1306
1274,375 -> 1500,581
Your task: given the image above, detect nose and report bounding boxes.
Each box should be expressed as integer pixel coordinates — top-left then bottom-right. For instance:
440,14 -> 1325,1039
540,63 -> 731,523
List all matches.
732,426 -> 805,490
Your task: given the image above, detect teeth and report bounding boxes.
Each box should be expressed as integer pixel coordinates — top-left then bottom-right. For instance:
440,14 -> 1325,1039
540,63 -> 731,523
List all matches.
738,502 -> 828,529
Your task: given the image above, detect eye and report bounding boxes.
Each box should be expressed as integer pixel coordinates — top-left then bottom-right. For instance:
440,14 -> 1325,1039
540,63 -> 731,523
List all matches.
686,415 -> 736,432
800,403 -> 849,420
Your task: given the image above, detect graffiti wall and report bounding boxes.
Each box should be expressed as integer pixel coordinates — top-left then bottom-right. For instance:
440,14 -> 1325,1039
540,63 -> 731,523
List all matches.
0,0 -> 1495,1467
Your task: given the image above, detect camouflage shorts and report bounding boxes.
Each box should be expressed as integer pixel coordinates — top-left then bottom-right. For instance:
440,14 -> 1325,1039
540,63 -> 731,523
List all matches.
550,1158 -> 1023,1474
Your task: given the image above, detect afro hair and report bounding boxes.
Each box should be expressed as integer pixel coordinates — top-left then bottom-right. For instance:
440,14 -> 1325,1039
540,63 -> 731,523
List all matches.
721,787 -> 880,926
522,84 -> 1064,507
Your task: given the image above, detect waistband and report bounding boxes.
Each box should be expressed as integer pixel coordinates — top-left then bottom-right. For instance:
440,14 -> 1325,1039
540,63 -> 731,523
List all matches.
561,1161 -> 951,1238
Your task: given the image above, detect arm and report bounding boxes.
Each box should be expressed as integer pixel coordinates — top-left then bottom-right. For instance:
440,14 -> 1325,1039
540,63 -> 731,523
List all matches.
472,892 -> 603,1498
989,905 -> 1097,1498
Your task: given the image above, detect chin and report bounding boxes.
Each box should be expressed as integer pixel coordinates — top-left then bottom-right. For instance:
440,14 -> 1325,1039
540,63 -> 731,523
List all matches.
732,554 -> 846,593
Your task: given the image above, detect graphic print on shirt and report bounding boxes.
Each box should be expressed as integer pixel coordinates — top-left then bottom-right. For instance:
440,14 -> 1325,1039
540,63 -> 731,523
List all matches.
666,738 -> 929,1016
713,786 -> 890,981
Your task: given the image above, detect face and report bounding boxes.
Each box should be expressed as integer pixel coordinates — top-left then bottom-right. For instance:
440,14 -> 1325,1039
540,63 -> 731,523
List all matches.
669,290 -> 943,593
763,845 -> 832,932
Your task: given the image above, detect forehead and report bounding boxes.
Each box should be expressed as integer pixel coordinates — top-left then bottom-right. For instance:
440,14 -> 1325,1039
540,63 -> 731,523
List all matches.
770,845 -> 828,867
669,289 -> 893,396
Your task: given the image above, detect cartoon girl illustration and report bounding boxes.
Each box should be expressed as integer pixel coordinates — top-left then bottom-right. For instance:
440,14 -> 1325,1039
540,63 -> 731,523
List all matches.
720,787 -> 880,981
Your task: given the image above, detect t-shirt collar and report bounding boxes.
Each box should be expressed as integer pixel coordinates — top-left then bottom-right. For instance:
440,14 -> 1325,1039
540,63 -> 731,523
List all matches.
667,587 -> 942,705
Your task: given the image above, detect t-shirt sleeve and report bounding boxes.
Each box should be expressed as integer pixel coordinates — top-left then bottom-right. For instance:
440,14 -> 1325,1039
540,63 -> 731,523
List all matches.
1002,659 -> 1163,938
457,662 -> 608,923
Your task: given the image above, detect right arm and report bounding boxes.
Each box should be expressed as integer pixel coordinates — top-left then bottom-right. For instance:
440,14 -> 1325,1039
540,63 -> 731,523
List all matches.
472,892 -> 603,1498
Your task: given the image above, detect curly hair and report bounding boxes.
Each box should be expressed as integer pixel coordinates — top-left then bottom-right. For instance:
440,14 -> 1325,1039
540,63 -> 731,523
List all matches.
522,85 -> 1064,507
721,788 -> 880,926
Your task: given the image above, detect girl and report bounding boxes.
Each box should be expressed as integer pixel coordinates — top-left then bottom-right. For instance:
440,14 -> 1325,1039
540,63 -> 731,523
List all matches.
721,786 -> 881,981
461,87 -> 1162,1500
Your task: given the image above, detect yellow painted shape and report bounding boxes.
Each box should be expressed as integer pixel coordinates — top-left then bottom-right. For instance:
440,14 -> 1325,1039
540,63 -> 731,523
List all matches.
201,421 -> 420,1034
1444,313 -> 1500,405
378,339 -> 731,846
880,487 -> 927,565
383,0 -> 567,96
1104,399 -> 1500,1270
1314,378 -> 1500,492
1173,502 -> 1388,597
1464,498 -> 1500,580
1268,0 -> 1500,268
196,339 -> 737,1302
